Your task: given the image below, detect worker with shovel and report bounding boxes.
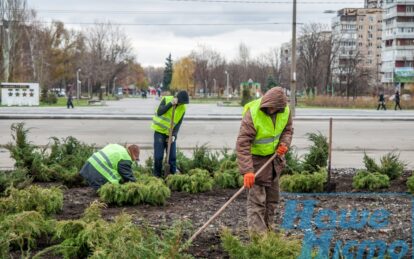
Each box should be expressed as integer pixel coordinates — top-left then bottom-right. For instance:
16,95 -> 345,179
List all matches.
151,90 -> 189,178
236,87 -> 293,233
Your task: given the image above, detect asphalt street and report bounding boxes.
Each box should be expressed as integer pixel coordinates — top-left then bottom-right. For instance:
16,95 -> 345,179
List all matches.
1,119 -> 413,169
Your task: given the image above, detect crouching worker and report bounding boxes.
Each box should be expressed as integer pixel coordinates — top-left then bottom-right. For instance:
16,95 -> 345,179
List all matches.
236,87 -> 293,234
80,144 -> 140,190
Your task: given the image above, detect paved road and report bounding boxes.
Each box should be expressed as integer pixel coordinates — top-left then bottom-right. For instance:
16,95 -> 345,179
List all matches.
1,119 -> 413,169
1,97 -> 413,120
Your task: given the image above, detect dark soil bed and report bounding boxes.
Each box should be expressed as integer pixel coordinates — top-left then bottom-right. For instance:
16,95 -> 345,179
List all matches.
13,169 -> 414,258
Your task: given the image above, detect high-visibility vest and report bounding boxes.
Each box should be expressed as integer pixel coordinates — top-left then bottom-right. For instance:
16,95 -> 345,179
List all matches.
151,96 -> 186,135
243,98 -> 290,156
87,144 -> 131,184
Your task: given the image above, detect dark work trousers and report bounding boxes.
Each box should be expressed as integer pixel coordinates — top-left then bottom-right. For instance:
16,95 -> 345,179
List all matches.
67,100 -> 74,109
153,131 -> 177,177
377,102 -> 386,110
395,101 -> 402,110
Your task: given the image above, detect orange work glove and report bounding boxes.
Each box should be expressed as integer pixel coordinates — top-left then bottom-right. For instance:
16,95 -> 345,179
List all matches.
244,172 -> 255,189
277,143 -> 288,156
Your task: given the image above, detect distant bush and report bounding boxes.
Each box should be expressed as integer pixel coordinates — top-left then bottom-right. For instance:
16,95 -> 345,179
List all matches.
221,229 -> 302,259
166,169 -> 214,193
0,186 -> 63,216
98,175 -> 170,206
280,169 -> 327,193
352,170 -> 390,191
363,152 -> 405,180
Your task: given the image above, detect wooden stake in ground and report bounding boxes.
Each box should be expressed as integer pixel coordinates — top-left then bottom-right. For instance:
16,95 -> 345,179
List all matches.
164,104 -> 176,177
325,117 -> 336,192
187,152 -> 278,244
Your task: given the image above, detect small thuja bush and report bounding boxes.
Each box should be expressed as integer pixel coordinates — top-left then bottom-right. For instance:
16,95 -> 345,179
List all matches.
191,145 -> 220,173
166,169 -> 214,193
0,211 -> 53,258
0,185 -> 63,216
214,168 -> 243,189
363,152 -> 405,180
407,174 -> 414,194
177,150 -> 193,174
0,168 -> 32,195
221,229 -> 302,259
282,146 -> 304,175
6,123 -> 37,169
34,201 -> 193,259
352,170 -> 390,191
6,123 -> 95,186
98,175 -> 170,206
302,132 -> 328,172
280,168 -> 327,193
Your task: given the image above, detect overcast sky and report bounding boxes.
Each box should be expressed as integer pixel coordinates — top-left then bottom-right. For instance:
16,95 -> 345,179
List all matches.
29,0 -> 364,66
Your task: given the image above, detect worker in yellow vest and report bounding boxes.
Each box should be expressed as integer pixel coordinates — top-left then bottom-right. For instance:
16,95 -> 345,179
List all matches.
80,144 -> 140,190
236,87 -> 293,233
151,90 -> 189,177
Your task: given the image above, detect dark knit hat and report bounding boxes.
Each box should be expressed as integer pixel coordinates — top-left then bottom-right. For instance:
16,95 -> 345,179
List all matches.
176,90 -> 189,104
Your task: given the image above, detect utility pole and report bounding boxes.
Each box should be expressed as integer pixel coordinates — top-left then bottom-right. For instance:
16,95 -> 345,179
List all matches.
225,70 -> 230,101
76,68 -> 81,99
290,0 -> 297,117
213,78 -> 216,96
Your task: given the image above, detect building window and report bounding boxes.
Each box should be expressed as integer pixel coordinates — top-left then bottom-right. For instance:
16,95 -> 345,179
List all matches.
369,16 -> 374,22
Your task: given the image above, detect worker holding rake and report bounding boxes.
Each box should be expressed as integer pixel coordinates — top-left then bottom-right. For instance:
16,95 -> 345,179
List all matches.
151,90 -> 189,178
236,87 -> 293,233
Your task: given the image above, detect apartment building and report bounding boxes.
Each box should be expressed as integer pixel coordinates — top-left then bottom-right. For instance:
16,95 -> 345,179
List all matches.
382,0 -> 414,90
332,8 -> 383,90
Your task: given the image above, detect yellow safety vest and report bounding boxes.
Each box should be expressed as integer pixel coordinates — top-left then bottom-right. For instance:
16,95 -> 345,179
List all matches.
87,144 -> 131,184
151,96 -> 186,135
243,98 -> 290,156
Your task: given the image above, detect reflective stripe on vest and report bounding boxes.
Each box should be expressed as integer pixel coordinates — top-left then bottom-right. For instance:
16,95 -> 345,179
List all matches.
243,98 -> 290,156
87,144 -> 131,184
151,96 -> 186,135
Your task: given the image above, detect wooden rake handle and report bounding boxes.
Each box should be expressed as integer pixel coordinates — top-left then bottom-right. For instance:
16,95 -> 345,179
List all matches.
164,104 -> 176,177
186,152 -> 279,244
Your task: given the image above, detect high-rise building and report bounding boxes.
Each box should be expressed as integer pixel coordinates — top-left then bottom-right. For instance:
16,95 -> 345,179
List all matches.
382,0 -> 414,90
332,8 -> 383,91
365,0 -> 383,8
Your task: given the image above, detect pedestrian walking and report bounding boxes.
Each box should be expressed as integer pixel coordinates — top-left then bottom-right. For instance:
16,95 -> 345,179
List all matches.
395,91 -> 402,110
236,87 -> 293,234
377,92 -> 386,110
67,92 -> 74,109
151,90 -> 189,177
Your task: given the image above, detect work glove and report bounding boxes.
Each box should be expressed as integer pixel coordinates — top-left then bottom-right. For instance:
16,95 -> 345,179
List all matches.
243,172 -> 255,189
277,143 -> 288,156
171,98 -> 178,105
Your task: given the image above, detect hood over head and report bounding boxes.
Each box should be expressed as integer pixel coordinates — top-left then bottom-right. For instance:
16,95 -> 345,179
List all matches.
260,87 -> 287,111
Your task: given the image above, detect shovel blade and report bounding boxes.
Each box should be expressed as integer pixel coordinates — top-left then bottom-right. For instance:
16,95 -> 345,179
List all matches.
164,163 -> 171,177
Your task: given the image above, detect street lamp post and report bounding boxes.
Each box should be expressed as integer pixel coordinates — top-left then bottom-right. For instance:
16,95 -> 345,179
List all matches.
213,78 -> 216,97
76,68 -> 81,100
290,0 -> 297,117
225,70 -> 230,101
113,76 -> 117,96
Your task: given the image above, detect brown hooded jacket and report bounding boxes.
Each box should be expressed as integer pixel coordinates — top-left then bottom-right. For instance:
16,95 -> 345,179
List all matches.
236,87 -> 293,186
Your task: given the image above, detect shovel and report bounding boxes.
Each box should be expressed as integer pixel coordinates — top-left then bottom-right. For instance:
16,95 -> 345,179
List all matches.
164,104 -> 176,177
186,152 -> 279,245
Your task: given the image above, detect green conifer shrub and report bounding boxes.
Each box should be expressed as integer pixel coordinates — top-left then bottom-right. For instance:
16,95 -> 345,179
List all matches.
221,229 -> 302,259
352,170 -> 390,191
166,169 -> 214,193
280,168 -> 327,193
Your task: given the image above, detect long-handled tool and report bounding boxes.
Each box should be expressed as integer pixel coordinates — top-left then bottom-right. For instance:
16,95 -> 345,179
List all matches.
164,104 -> 176,177
324,117 -> 336,192
187,152 -> 278,244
